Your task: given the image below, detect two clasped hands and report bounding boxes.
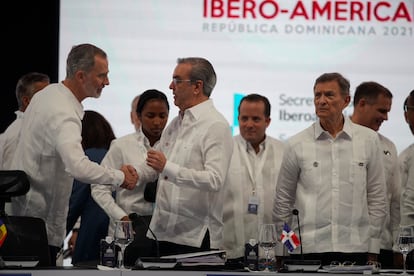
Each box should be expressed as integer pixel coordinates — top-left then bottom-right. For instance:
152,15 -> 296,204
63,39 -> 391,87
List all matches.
120,149 -> 166,190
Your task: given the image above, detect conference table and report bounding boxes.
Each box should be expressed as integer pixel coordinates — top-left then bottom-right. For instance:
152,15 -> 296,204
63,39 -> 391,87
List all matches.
0,269 -> 399,276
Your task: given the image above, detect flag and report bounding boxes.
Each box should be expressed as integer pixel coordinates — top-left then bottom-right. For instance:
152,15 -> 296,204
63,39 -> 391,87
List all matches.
280,222 -> 300,252
0,219 -> 7,247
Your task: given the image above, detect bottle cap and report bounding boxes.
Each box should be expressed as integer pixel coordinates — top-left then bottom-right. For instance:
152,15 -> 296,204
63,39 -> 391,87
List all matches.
249,239 -> 257,246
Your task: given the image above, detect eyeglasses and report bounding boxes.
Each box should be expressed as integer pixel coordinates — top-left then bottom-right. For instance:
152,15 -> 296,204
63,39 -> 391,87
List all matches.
172,78 -> 193,85
329,260 -> 381,270
404,105 -> 414,112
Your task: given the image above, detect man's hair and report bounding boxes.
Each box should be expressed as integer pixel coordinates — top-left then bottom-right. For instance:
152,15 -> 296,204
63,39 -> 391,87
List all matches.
403,89 -> 414,111
353,81 -> 393,106
177,57 -> 216,97
15,72 -> 50,108
314,72 -> 350,97
66,43 -> 107,79
238,93 -> 271,117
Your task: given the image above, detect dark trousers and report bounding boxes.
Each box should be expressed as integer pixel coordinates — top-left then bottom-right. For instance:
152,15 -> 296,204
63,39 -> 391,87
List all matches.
158,230 -> 212,256
378,249 -> 394,269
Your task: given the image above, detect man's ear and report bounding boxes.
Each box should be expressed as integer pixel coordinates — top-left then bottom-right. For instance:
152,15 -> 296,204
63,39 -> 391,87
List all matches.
75,70 -> 86,82
20,95 -> 31,111
193,80 -> 203,95
359,98 -> 368,107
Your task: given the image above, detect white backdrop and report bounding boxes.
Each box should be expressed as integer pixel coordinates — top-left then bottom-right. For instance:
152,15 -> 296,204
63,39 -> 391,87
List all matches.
59,0 -> 414,153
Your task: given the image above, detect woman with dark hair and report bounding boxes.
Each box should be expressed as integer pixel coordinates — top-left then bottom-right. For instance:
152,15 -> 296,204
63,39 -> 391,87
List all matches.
66,110 -> 116,266
91,89 -> 169,266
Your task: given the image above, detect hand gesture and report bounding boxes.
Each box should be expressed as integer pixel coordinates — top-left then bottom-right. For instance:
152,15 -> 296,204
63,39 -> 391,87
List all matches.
120,165 -> 138,190
146,149 -> 166,173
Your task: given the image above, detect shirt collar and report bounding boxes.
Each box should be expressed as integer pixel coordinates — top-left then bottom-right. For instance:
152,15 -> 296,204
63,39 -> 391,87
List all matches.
314,115 -> 352,140
59,82 -> 84,119
182,99 -> 213,122
135,127 -> 153,149
241,135 -> 267,154
15,110 -> 24,119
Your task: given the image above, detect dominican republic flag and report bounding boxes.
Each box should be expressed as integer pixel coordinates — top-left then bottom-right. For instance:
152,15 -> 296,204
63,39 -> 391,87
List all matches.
280,222 -> 300,252
0,219 -> 7,247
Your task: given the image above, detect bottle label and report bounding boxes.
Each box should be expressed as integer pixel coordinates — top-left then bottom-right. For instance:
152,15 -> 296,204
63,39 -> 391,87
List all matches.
100,238 -> 116,267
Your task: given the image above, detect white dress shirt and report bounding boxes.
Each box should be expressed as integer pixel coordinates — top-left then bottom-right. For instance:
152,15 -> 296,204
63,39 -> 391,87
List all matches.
137,99 -> 233,249
400,143 -> 414,226
222,134 -> 284,258
378,134 -> 401,252
273,116 -> 387,256
9,83 -> 124,247
91,130 -> 154,235
0,110 -> 24,169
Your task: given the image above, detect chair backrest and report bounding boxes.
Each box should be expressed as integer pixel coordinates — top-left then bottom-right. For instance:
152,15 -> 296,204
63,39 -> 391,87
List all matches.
0,170 -> 51,267
0,170 -> 30,216
0,216 -> 51,267
0,170 -> 29,196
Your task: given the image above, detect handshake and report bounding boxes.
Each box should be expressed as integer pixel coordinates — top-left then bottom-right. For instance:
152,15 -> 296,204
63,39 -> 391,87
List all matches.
119,165 -> 139,190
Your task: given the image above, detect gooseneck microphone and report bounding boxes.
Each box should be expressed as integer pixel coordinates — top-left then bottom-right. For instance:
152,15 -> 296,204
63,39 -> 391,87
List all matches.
282,209 -> 321,271
128,213 -> 160,258
292,209 -> 303,259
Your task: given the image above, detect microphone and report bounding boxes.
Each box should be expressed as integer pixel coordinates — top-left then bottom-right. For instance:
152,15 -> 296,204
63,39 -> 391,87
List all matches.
281,209 -> 321,272
292,209 -> 303,259
128,213 -> 160,258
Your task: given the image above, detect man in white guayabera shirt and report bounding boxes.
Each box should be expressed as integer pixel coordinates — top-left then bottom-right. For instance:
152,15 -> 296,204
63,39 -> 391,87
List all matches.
136,57 -> 233,256
9,43 -> 138,266
222,93 -> 284,260
350,81 -> 401,269
273,72 -> 387,268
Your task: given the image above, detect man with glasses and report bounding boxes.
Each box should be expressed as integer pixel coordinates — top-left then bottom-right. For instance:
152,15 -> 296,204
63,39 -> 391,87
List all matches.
136,57 -> 233,256
350,81 -> 401,269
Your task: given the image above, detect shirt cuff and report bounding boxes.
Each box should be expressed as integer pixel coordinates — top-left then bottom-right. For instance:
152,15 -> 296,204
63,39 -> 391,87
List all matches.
369,238 -> 381,254
114,169 -> 125,186
161,161 -> 179,184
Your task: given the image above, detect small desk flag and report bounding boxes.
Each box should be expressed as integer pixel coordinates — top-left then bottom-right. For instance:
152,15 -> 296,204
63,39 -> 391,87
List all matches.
280,222 -> 300,252
0,219 -> 7,247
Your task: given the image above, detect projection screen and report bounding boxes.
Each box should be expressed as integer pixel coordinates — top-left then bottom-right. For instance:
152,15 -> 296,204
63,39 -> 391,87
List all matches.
59,0 -> 414,153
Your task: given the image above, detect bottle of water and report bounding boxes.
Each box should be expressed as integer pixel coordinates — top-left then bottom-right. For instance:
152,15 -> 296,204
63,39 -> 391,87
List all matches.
244,238 -> 258,270
100,236 -> 116,267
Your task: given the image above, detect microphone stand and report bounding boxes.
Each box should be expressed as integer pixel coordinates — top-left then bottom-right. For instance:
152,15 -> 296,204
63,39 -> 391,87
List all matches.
129,213 -> 160,258
281,209 -> 321,271
292,209 -> 303,260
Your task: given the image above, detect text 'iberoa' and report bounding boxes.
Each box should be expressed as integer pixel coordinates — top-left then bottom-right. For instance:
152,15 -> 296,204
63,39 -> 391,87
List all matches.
203,0 -> 413,22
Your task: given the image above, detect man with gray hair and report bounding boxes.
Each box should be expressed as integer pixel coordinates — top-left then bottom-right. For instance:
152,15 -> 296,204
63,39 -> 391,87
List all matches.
136,57 -> 233,256
9,43 -> 138,265
273,73 -> 387,267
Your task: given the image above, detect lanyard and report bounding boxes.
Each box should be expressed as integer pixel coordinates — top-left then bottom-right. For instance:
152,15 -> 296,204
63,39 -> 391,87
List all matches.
238,140 -> 269,195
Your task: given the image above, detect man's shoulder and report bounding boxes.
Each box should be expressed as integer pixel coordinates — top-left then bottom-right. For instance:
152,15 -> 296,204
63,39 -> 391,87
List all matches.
266,135 -> 285,147
377,133 -> 397,150
351,121 -> 377,135
399,143 -> 414,160
286,124 -> 313,144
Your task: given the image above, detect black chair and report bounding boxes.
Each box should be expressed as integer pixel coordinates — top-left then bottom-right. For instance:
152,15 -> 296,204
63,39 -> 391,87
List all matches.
0,170 -> 51,267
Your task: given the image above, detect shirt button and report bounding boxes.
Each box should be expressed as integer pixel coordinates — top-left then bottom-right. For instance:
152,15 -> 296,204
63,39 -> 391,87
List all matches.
164,176 -> 168,180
